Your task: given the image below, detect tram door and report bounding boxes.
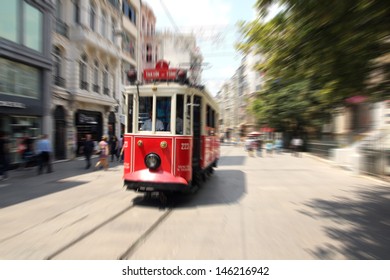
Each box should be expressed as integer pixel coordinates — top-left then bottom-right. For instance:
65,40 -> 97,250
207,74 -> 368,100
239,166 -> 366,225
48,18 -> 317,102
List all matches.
192,96 -> 202,173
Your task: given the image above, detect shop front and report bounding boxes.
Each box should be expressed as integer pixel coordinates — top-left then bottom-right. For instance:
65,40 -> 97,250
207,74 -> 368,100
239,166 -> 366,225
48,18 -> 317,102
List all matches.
75,110 -> 102,155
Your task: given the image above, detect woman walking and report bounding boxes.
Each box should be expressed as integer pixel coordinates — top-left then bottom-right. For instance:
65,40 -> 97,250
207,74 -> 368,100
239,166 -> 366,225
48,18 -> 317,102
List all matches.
95,136 -> 109,171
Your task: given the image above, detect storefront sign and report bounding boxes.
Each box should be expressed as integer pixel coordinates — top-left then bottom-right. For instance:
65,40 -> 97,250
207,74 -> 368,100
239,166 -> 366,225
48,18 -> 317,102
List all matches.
0,100 -> 26,108
78,113 -> 98,124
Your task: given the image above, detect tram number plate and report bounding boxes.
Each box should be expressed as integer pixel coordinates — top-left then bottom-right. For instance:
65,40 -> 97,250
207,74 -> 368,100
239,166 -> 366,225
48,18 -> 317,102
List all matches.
181,143 -> 190,150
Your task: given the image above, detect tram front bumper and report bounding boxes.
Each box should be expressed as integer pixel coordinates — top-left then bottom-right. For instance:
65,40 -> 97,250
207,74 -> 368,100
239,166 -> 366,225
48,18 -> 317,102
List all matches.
124,169 -> 190,192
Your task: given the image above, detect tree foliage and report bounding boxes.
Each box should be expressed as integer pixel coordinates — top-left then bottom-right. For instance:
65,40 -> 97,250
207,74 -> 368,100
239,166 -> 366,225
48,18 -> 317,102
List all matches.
238,0 -> 390,132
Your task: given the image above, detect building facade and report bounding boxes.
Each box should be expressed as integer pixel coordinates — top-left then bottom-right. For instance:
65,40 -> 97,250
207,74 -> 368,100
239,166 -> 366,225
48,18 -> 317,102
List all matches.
156,32 -> 203,84
216,52 -> 264,140
52,0 -> 122,159
0,0 -> 55,165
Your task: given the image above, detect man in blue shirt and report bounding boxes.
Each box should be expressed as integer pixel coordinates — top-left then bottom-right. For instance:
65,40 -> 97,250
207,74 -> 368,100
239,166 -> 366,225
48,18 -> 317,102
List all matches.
36,134 -> 53,174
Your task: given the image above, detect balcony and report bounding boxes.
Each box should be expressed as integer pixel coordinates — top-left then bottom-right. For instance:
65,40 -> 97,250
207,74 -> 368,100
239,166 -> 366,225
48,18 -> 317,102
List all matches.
55,19 -> 68,38
104,87 -> 110,95
53,76 -> 66,88
69,26 -> 120,60
93,84 -> 100,93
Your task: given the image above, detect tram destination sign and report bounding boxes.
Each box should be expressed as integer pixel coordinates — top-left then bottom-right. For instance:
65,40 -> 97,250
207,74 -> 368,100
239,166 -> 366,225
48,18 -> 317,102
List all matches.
143,60 -> 181,82
143,68 -> 178,81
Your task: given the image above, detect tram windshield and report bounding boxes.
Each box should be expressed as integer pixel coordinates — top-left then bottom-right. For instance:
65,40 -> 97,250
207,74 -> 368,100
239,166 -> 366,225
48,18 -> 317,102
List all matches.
137,94 -> 187,134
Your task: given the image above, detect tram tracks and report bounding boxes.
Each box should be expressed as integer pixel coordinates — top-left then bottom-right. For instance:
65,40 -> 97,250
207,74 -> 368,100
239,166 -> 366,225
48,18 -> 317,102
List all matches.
118,207 -> 173,260
0,189 -> 120,244
46,196 -> 175,260
45,203 -> 136,260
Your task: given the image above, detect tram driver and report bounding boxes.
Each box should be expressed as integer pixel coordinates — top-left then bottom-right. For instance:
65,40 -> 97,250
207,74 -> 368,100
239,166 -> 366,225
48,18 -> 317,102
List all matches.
141,111 -> 165,131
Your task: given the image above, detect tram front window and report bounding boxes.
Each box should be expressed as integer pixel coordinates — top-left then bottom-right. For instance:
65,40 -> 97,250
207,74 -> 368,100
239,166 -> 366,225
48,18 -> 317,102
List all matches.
138,96 -> 171,132
156,97 -> 171,131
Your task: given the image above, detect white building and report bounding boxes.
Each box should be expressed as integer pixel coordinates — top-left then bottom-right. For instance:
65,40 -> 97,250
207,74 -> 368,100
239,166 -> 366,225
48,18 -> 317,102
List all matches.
216,51 -> 264,139
52,0 -> 125,159
156,32 -> 203,85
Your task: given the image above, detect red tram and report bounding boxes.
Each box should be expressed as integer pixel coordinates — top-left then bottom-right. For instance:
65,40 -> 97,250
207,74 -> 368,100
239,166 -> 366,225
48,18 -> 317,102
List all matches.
122,61 -> 220,195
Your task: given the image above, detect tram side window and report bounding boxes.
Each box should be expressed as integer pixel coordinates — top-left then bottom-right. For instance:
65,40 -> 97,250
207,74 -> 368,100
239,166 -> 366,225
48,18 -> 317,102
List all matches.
176,94 -> 184,134
206,105 -> 216,136
127,95 -> 133,133
139,96 -> 152,131
185,96 -> 191,135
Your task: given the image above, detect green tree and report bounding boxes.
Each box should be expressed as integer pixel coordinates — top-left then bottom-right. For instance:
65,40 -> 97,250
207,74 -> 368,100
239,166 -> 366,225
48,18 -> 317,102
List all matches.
238,0 -> 390,133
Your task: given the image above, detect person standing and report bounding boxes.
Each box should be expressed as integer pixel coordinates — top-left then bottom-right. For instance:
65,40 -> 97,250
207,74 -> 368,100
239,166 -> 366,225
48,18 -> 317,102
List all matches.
36,134 -> 53,174
83,134 -> 94,169
95,136 -> 109,171
118,135 -> 124,162
0,131 -> 10,181
141,111 -> 164,131
109,135 -> 118,162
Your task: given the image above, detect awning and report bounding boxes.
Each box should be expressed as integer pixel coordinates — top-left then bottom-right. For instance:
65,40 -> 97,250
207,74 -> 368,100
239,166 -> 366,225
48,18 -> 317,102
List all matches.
345,95 -> 367,104
260,127 -> 274,132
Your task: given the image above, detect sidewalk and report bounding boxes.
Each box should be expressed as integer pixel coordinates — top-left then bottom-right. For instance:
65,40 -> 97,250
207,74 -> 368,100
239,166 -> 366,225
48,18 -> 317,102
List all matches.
0,155 -> 123,190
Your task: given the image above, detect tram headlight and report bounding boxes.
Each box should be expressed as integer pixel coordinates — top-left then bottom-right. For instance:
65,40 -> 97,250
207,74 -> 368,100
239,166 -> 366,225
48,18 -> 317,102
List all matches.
144,153 -> 161,170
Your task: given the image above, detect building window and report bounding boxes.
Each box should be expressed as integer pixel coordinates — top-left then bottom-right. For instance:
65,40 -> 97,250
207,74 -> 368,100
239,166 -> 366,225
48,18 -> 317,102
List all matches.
0,57 -> 40,99
73,0 -> 80,24
103,65 -> 109,95
0,0 -> 17,42
53,46 -> 65,87
122,1 -> 136,25
79,54 -> 88,90
56,0 -> 62,19
24,2 -> 42,52
93,60 -> 99,93
146,44 -> 152,63
111,18 -> 116,42
90,2 -> 96,31
0,1 -> 43,52
101,11 -> 106,37
112,73 -> 116,98
122,33 -> 135,58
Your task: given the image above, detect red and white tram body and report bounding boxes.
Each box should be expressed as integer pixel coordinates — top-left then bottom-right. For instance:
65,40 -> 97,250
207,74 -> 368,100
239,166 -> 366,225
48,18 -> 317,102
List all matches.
122,61 -> 220,193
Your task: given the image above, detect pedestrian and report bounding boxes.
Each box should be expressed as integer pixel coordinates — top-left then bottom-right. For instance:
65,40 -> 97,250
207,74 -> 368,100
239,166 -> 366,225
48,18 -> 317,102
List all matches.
295,136 -> 303,157
0,131 -> 10,181
265,141 -> 273,156
245,136 -> 255,157
95,135 -> 109,171
109,135 -> 118,162
256,138 -> 263,157
83,134 -> 94,169
36,134 -> 53,174
291,136 -> 303,157
274,138 -> 283,154
118,135 -> 124,162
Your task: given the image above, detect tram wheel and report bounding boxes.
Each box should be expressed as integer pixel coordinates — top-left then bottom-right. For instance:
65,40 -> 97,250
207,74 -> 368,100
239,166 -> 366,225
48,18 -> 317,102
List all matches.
159,192 -> 168,205
144,192 -> 152,200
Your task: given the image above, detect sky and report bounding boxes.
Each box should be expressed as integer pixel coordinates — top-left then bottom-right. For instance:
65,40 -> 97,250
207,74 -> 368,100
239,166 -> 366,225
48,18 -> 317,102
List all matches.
142,0 -> 258,96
